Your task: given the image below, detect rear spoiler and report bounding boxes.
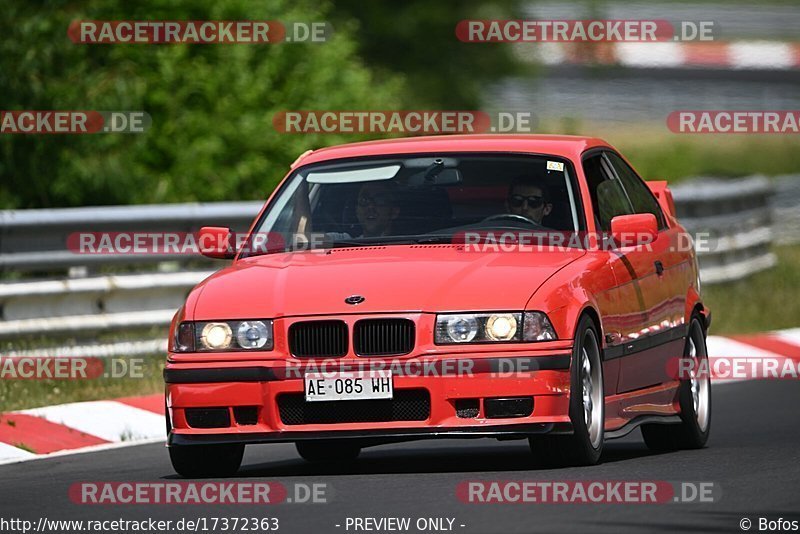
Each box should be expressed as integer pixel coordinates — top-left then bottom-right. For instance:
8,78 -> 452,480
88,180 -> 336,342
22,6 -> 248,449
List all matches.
647,181 -> 676,217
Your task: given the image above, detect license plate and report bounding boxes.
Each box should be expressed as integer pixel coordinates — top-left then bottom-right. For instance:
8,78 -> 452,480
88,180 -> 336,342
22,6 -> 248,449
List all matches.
304,371 -> 393,402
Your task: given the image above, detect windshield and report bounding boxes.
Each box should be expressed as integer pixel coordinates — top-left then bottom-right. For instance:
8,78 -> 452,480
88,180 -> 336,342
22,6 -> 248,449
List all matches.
244,154 -> 582,255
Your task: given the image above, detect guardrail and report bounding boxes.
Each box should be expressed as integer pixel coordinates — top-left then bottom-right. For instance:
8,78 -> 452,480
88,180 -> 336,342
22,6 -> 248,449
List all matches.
0,176 -> 794,357
670,176 -> 776,284
771,174 -> 800,246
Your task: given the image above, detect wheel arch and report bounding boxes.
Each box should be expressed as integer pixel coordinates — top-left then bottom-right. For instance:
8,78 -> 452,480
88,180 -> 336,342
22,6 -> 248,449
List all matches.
578,305 -> 603,345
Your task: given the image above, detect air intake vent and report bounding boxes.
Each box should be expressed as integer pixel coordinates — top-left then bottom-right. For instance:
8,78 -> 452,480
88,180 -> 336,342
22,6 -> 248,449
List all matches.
289,320 -> 348,358
278,389 -> 430,425
354,318 -> 415,356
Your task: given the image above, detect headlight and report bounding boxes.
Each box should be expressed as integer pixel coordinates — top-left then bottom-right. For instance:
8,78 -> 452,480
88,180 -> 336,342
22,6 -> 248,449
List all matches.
202,322 -> 232,350
444,315 -> 479,342
173,320 -> 274,352
435,311 -> 556,344
486,313 -> 518,341
236,321 -> 271,349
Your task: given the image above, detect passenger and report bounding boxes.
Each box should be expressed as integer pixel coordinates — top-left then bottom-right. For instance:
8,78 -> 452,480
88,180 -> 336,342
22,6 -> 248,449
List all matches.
354,181 -> 400,237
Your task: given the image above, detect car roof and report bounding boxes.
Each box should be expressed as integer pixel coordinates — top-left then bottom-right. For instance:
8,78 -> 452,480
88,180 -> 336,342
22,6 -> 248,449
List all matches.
294,134 -> 613,168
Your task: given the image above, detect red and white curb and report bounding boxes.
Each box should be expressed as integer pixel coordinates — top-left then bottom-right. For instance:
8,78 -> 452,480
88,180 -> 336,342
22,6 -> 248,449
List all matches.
515,41 -> 800,70
1,328 -> 799,464
0,395 -> 164,464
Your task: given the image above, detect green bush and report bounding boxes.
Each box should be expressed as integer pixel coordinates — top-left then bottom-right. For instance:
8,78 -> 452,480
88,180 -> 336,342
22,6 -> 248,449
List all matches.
0,0 -> 405,208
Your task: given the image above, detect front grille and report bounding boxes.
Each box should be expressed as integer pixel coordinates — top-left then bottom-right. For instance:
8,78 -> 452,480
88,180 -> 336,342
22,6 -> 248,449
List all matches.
278,389 -> 430,425
289,320 -> 348,358
354,318 -> 415,356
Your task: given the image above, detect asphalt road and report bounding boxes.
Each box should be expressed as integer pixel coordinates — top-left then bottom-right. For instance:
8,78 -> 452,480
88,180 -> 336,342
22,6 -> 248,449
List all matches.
2,379 -> 799,534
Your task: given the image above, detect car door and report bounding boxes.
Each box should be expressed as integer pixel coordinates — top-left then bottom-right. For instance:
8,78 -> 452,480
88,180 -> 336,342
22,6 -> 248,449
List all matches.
582,152 -> 640,396
583,152 -> 650,335
604,151 -> 687,392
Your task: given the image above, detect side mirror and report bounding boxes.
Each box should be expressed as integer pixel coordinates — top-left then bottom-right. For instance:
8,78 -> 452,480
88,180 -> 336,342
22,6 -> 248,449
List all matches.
610,213 -> 658,247
198,226 -> 235,259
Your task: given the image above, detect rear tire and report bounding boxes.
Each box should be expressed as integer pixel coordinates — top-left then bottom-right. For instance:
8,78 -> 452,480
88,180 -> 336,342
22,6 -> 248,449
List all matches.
169,444 -> 244,478
295,440 -> 361,464
529,315 -> 604,466
642,316 -> 711,451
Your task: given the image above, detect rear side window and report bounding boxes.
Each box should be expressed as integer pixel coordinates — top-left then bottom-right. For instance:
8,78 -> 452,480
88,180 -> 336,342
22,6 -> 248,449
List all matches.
605,152 -> 667,229
583,154 -> 633,232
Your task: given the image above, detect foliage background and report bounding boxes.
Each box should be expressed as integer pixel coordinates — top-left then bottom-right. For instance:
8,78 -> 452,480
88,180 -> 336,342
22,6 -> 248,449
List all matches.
0,0 -> 519,209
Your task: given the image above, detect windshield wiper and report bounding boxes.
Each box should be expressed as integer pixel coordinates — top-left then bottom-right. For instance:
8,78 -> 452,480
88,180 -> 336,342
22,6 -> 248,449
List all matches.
412,235 -> 454,244
330,234 -> 455,248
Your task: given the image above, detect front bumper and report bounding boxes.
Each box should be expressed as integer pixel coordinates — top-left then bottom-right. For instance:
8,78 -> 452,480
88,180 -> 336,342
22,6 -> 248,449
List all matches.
165,351 -> 574,446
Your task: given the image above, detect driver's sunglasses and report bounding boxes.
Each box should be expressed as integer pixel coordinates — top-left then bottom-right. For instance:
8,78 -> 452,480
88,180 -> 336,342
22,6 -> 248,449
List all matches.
357,195 -> 392,208
509,194 -> 545,209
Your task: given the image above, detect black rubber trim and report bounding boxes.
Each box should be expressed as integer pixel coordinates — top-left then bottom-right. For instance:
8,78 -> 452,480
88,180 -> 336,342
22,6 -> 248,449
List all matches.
605,414 -> 682,439
164,354 -> 571,384
603,325 -> 687,361
486,355 -> 570,372
168,422 -> 574,446
164,367 -> 278,384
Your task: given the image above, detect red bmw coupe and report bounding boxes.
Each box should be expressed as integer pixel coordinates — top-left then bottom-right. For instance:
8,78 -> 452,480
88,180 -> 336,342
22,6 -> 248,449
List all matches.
164,135 -> 711,477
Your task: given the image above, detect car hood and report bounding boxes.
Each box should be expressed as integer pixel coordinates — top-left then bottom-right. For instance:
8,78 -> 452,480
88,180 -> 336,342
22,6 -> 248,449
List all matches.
190,245 -> 585,319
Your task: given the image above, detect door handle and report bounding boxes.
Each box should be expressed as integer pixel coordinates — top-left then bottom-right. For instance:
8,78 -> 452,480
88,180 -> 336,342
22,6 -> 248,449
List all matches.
655,260 -> 664,276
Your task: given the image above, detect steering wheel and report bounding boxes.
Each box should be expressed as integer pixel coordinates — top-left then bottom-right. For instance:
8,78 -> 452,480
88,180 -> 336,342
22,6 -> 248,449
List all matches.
482,213 -> 545,228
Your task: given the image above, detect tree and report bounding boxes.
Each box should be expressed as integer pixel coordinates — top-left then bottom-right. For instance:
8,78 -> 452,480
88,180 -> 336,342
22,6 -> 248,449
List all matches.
330,0 -> 521,108
0,0 -> 404,207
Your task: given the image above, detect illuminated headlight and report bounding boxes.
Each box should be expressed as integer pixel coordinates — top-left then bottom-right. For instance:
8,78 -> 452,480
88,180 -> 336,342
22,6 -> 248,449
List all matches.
486,313 -> 518,341
202,322 -> 232,350
435,312 -> 556,344
172,320 -> 274,352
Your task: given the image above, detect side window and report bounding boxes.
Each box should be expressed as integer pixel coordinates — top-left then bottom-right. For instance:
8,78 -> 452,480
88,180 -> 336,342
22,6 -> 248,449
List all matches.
605,152 -> 667,229
583,154 -> 634,232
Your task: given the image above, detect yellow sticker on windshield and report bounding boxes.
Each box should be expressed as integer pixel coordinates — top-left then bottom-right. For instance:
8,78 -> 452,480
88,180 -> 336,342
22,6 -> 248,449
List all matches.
546,161 -> 564,172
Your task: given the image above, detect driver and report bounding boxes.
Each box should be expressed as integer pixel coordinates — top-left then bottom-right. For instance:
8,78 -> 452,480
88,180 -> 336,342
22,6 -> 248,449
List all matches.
505,176 -> 552,225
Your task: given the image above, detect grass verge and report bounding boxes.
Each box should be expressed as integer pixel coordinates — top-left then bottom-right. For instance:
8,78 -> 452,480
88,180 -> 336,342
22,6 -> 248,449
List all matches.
0,354 -> 164,412
703,245 -> 800,335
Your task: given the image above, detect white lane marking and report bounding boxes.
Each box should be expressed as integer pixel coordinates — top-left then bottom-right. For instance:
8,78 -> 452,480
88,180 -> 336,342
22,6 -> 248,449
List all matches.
0,438 -> 165,467
20,401 -> 165,443
707,335 -> 789,359
0,441 -> 36,462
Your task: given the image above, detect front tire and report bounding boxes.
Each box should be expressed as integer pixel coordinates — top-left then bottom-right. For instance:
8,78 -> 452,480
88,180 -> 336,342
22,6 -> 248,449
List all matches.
530,315 -> 604,466
169,444 -> 244,478
642,316 -> 711,451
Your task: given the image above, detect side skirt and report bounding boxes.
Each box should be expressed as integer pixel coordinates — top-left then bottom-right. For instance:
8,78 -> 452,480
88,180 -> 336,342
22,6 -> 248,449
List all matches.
605,414 -> 682,440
